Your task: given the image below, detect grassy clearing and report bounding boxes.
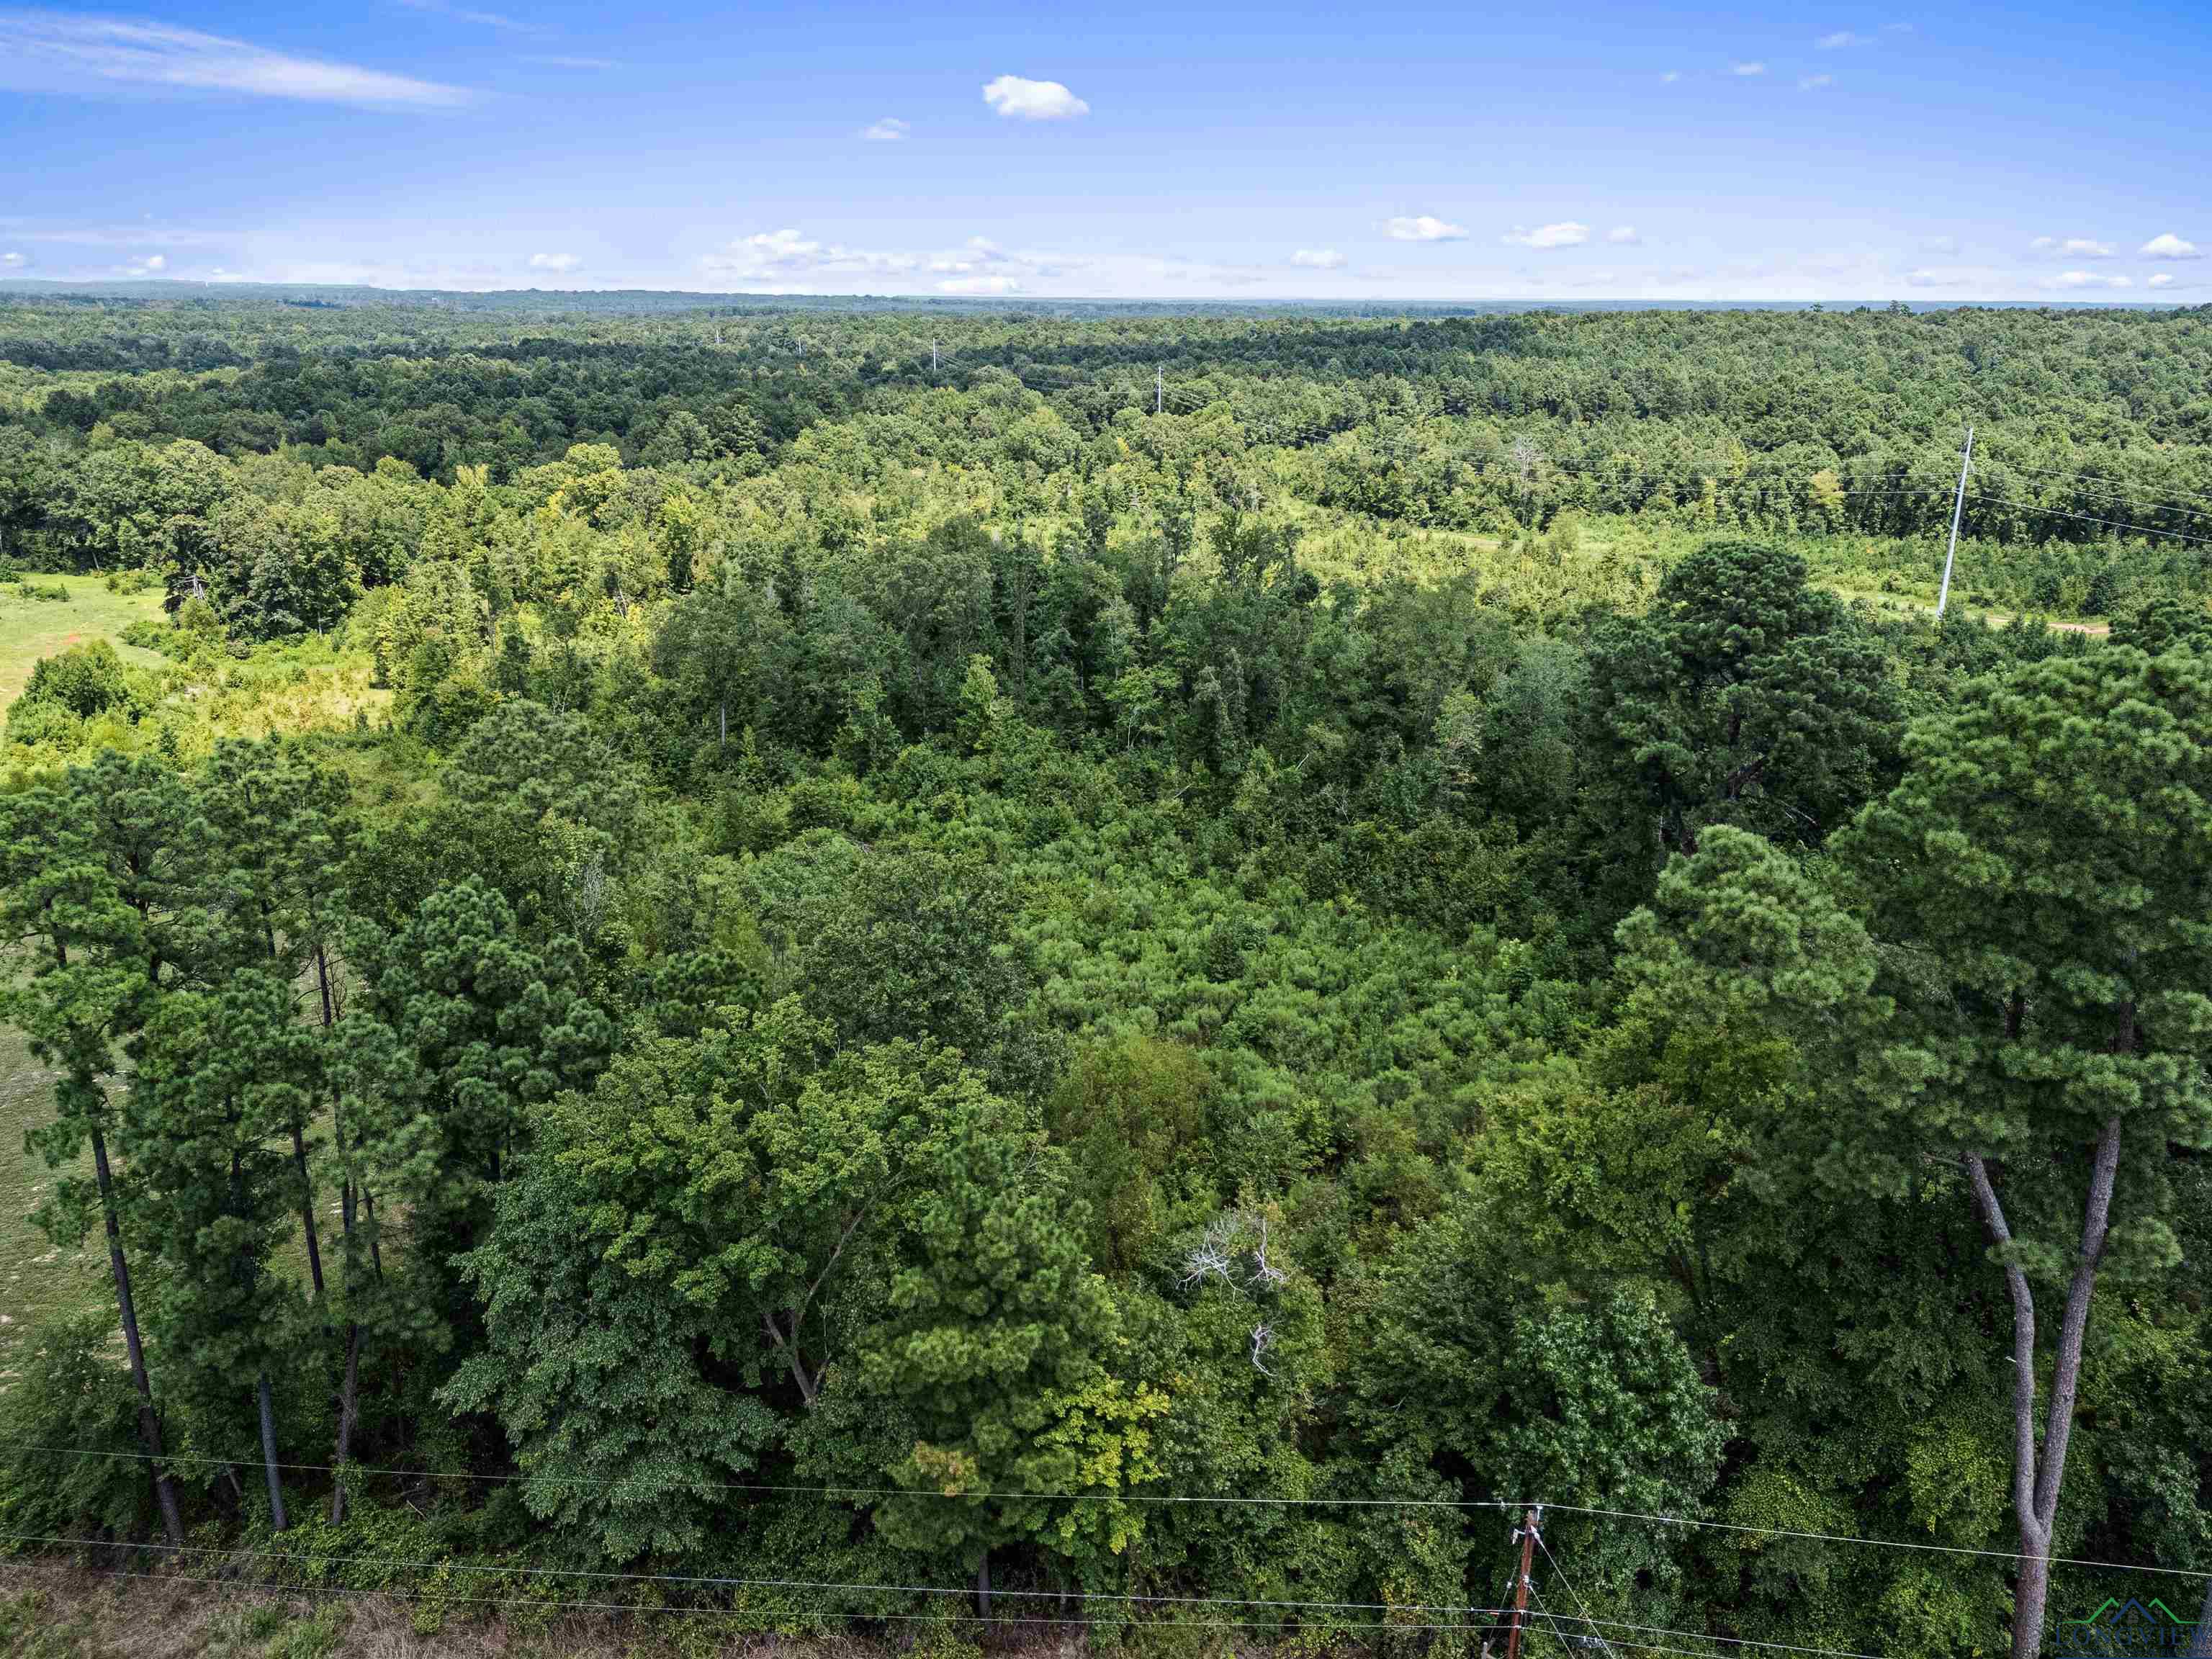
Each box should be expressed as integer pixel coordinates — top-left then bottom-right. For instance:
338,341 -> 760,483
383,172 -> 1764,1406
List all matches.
0,1025 -> 103,1380
0,575 -> 166,709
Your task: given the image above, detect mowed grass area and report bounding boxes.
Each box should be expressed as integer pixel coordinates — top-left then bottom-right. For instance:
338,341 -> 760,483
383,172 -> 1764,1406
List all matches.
0,1025 -> 104,1381
0,574 -> 168,709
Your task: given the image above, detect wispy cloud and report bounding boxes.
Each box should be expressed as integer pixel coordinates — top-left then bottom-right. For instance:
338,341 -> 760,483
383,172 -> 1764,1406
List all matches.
0,11 -> 474,107
1658,69 -> 1681,83
1730,60 -> 1767,76
1384,215 -> 1466,242
702,229 -> 1081,295
1799,73 -> 1834,89
1503,221 -> 1591,249
124,252 -> 166,276
2,251 -> 29,269
2148,272 -> 2180,289
2051,269 -> 2131,289
522,54 -> 617,69
2141,233 -> 2201,260
395,0 -> 531,32
527,251 -> 580,274
1290,248 -> 1346,269
860,117 -> 909,142
2030,235 -> 2115,258
1816,30 -> 1871,48
981,75 -> 1088,120
1606,225 -> 1640,245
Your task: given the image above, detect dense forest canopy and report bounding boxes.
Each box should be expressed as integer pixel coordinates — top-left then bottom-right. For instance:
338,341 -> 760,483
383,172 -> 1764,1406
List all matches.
0,291 -> 2207,1659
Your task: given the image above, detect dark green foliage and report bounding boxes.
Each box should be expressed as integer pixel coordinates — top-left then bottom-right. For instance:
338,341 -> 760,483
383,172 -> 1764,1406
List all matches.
1588,539 -> 1899,875
1,295 -> 2208,1659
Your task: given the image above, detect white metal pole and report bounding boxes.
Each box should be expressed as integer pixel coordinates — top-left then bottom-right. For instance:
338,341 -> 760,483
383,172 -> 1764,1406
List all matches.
1937,423 -> 1974,619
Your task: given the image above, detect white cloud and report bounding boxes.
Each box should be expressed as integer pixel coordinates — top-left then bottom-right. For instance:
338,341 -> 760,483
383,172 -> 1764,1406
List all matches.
2141,233 -> 2201,260
1925,235 -> 1959,255
1290,248 -> 1346,269
1730,61 -> 1767,76
860,117 -> 909,142
123,252 -> 166,276
981,75 -> 1087,120
1606,225 -> 1640,244
0,251 -> 25,269
1816,30 -> 1871,48
1659,69 -> 1681,82
1385,215 -> 1467,242
1503,221 -> 1591,249
2149,272 -> 2177,289
528,252 -> 580,274
0,12 -> 474,107
1907,266 -> 2003,289
938,274 -> 1020,295
701,228 -> 920,285
2051,269 -> 2131,289
523,54 -> 617,69
1799,73 -> 1833,89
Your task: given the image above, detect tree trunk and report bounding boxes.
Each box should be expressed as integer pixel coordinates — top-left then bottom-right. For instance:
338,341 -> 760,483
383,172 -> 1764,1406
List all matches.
1968,1112 -> 2124,1659
257,1370 -> 288,1532
330,1320 -> 361,1527
362,1187 -> 385,1279
93,1128 -> 185,1549
975,1551 -> 991,1619
719,696 -> 727,753
314,944 -> 336,1029
290,1118 -> 324,1298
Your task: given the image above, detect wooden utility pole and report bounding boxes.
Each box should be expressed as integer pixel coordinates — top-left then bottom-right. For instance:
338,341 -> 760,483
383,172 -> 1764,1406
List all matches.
1936,423 -> 1974,619
1504,1507 -> 1539,1659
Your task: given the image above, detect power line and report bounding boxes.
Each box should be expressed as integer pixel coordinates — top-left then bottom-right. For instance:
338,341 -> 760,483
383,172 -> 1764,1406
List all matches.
1525,1609 -> 1887,1659
7,1441 -> 2206,1582
0,1440 -> 1516,1511
1976,452 -> 2212,516
0,1559 -> 1507,1638
1532,1523 -> 1624,1659
1529,1500 -> 2211,1584
0,1527 -> 1518,1619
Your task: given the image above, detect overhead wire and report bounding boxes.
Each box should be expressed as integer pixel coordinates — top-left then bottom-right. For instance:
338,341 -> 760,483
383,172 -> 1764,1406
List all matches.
0,1526 -> 1519,1620
6,1439 -> 2204,1583
0,1558 -> 1509,1637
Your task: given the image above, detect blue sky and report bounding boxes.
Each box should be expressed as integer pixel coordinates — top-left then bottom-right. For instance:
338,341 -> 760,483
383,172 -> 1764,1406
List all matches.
2,1 -> 2206,300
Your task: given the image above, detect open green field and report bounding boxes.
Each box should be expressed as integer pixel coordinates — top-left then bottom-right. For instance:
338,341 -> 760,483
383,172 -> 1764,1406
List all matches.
0,1027 -> 102,1380
0,575 -> 167,709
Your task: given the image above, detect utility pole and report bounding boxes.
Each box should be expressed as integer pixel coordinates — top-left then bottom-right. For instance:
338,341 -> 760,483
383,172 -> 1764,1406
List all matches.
932,338 -> 940,375
1156,364 -> 1164,415
1504,1507 -> 1539,1659
1936,423 -> 1974,619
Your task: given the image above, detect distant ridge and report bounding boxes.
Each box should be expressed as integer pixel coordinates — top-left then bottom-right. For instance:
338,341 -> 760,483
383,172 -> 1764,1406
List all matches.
0,278 -> 2188,318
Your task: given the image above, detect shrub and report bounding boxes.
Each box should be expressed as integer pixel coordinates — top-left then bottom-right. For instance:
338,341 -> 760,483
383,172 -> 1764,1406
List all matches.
17,639 -> 129,718
0,1313 -> 156,1541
